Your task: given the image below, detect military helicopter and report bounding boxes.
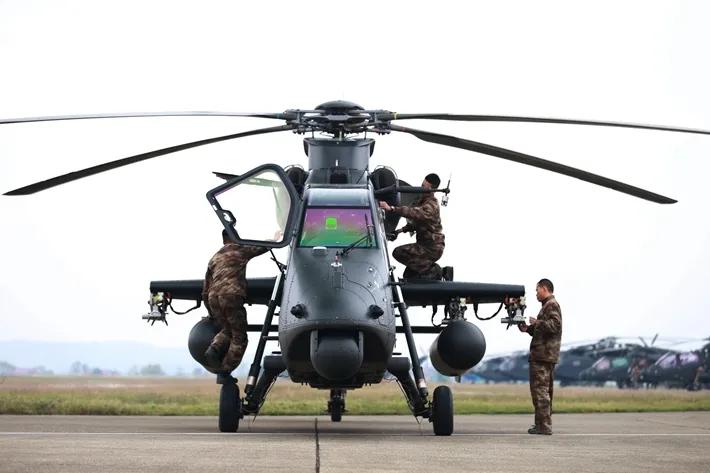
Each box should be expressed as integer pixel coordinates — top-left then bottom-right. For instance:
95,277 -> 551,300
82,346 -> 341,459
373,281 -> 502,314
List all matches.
3,100 -> 709,435
578,338 -> 671,388
640,340 -> 710,390
462,337 -> 670,387
555,337 -> 640,386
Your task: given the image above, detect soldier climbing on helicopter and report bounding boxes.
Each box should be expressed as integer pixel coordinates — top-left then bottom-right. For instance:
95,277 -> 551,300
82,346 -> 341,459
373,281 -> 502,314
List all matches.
379,173 -> 445,280
202,229 -> 269,374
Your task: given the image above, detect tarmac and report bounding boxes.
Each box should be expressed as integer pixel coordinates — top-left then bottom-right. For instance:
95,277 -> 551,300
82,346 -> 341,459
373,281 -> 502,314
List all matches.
1,413 -> 709,472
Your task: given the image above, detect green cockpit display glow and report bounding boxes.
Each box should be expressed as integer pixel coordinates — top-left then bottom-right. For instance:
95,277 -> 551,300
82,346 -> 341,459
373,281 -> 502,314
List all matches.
299,207 -> 374,248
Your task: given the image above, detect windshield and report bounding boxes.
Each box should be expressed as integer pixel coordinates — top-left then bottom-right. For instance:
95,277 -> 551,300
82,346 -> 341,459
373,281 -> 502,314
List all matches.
299,207 -> 375,248
592,357 -> 611,371
213,169 -> 291,242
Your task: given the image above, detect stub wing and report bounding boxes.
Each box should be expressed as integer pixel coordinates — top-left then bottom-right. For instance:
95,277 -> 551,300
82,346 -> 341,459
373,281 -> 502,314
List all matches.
150,278 -> 524,307
400,281 -> 524,306
150,278 -> 276,306
148,278 -> 524,333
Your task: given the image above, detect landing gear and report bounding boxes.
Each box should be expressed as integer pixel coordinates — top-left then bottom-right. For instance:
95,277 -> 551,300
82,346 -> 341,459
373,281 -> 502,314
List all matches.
217,375 -> 241,433
390,271 -> 458,436
431,385 -> 453,436
390,273 -> 455,436
387,356 -> 429,417
328,389 -> 346,422
240,273 -> 285,418
242,354 -> 285,416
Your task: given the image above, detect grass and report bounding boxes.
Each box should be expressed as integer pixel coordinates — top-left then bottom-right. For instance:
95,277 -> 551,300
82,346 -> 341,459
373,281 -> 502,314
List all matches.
1,376 -> 709,415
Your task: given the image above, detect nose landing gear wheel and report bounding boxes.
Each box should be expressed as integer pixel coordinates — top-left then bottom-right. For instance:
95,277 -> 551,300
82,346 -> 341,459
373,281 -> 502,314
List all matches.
328,389 -> 346,422
219,381 -> 241,432
431,385 -> 453,436
330,402 -> 343,422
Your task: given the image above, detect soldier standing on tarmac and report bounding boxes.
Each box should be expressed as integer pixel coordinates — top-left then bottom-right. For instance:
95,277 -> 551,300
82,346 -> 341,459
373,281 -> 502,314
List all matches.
202,230 -> 268,374
518,278 -> 562,435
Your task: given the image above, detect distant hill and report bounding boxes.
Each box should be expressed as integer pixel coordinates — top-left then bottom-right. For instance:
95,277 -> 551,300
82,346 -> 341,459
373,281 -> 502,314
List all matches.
0,340 -> 226,375
0,340 -> 439,379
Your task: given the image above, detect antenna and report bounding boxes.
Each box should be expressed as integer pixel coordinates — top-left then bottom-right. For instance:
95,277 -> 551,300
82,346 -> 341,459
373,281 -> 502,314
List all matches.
441,173 -> 452,207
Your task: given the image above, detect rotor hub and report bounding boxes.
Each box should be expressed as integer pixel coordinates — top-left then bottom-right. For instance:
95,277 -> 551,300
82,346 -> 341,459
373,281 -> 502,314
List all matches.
282,100 -> 392,137
315,100 -> 365,114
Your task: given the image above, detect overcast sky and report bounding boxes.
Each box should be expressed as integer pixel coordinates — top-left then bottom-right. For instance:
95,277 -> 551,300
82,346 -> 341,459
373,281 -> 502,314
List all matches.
1,1 -> 709,363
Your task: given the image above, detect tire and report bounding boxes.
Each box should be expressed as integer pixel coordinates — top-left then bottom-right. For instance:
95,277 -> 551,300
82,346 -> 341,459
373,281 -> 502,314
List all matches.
432,385 -> 454,436
218,382 -> 240,433
329,390 -> 344,422
330,402 -> 343,422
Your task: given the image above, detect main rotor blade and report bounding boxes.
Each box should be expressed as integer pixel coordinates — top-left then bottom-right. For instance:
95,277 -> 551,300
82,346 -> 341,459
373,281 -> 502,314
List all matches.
388,124 -> 677,204
0,111 -> 288,125
4,124 -> 295,195
213,171 -> 240,181
392,114 -> 710,136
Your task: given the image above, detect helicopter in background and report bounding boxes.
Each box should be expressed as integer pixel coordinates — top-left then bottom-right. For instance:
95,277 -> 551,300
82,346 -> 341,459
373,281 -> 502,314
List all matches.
462,337 -> 694,388
462,337 -> 617,385
578,337 -> 671,388
554,337 -> 660,387
4,100 -> 709,435
640,340 -> 710,390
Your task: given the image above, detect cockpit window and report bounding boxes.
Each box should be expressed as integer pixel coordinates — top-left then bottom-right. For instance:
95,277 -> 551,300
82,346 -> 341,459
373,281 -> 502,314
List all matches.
655,353 -> 675,368
299,207 -> 375,248
592,357 -> 611,371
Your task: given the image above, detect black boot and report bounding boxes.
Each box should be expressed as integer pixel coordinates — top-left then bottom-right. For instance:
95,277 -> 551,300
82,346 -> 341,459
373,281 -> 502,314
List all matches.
204,346 -> 222,370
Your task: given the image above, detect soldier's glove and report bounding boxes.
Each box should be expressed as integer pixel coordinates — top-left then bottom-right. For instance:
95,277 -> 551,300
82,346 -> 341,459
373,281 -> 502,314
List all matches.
386,230 -> 401,241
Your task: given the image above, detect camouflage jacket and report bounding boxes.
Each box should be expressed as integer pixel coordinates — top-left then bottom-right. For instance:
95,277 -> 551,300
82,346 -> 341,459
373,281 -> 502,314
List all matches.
526,295 -> 562,363
202,243 -> 268,302
393,193 -> 445,247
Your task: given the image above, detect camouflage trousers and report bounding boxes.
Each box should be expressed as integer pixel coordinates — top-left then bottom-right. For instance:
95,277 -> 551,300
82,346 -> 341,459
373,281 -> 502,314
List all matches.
208,295 -> 248,373
392,241 -> 444,275
529,361 -> 555,432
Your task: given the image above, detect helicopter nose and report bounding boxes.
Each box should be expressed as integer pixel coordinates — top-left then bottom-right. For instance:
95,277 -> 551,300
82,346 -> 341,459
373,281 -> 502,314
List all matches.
310,331 -> 363,381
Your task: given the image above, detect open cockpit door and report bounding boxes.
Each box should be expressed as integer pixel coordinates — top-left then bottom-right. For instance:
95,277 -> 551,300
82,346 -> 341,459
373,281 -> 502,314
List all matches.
206,164 -> 299,248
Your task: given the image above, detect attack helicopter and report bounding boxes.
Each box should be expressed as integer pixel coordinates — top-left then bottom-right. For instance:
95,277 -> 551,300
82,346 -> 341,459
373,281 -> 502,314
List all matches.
554,337 -> 631,386
640,340 -> 710,390
3,100 -> 710,435
578,339 -> 671,388
466,340 -> 610,386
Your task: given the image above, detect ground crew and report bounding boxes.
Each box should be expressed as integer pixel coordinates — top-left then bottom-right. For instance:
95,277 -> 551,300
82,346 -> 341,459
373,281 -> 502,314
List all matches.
518,278 -> 562,435
379,173 -> 445,279
202,230 -> 268,374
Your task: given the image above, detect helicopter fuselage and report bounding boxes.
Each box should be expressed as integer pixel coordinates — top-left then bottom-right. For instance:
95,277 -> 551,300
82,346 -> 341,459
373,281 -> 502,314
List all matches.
279,138 -> 396,388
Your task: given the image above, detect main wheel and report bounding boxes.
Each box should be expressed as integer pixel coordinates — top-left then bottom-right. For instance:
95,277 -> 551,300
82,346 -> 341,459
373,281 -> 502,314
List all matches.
431,385 -> 453,436
218,382 -> 241,433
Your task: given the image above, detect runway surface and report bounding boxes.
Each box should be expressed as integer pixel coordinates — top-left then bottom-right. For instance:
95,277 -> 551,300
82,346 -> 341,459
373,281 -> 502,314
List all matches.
2,413 -> 709,472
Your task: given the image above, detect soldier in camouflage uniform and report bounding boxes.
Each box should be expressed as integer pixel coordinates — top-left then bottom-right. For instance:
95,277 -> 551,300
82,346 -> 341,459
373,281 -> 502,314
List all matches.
518,278 -> 562,435
379,173 -> 445,279
202,230 -> 268,373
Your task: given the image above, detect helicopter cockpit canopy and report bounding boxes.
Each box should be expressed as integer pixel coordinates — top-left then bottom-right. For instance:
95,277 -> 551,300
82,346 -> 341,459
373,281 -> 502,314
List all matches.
206,164 -> 299,248
299,188 -> 375,249
299,207 -> 375,248
654,352 -> 700,368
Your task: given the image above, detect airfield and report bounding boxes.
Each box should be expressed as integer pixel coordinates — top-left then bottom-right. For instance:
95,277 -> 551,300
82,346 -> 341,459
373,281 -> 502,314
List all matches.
0,378 -> 709,472
1,413 -> 709,472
